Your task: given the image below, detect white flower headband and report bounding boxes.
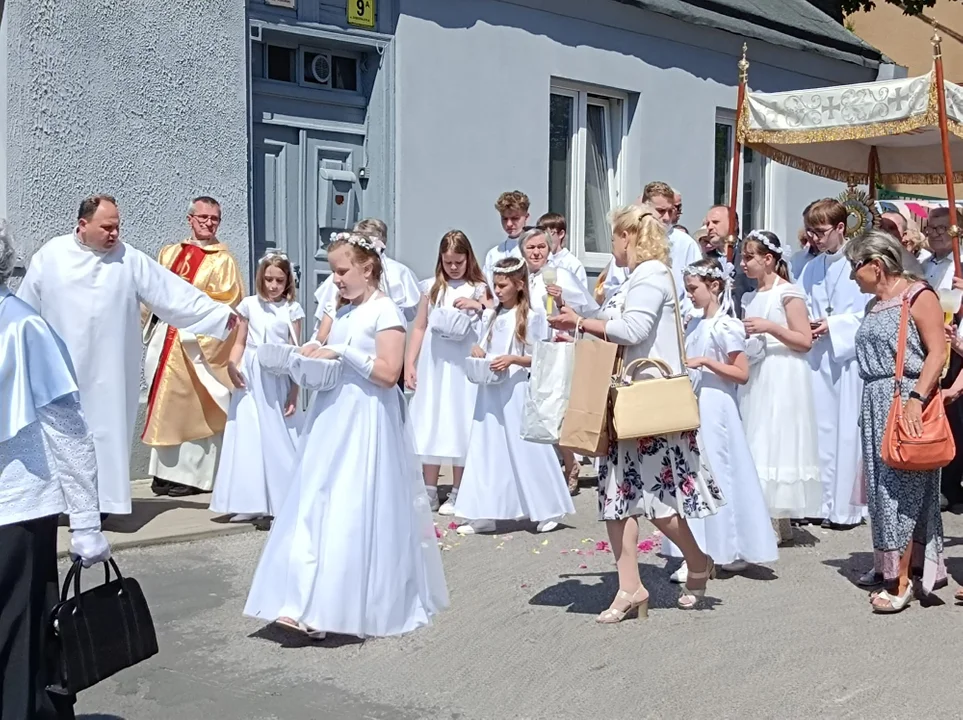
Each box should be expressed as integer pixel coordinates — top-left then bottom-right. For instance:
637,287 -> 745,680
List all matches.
492,257 -> 526,274
746,229 -> 783,256
683,263 -> 735,317
258,248 -> 288,264
329,231 -> 378,253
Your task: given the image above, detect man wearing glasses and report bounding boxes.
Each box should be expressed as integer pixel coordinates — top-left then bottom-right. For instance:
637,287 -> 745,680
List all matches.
798,198 -> 872,530
143,196 -> 244,498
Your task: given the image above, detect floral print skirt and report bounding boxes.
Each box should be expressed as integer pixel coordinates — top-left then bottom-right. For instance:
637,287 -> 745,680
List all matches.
598,430 -> 726,522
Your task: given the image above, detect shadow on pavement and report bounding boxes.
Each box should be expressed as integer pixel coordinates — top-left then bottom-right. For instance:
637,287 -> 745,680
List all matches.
57,497 -> 213,534
823,552 -> 879,589
529,567 -> 723,614
78,715 -> 125,719
249,622 -> 366,649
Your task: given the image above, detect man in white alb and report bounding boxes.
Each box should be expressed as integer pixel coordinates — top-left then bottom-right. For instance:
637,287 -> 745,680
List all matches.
798,198 -> 872,529
17,195 -> 237,515
601,182 -> 701,308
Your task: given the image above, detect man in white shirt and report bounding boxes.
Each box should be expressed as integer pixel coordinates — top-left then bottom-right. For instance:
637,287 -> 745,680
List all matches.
536,212 -> 588,287
601,182 -> 701,309
483,190 -> 529,291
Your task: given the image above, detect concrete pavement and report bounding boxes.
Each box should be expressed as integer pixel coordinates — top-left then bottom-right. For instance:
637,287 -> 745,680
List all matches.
72,487 -> 963,720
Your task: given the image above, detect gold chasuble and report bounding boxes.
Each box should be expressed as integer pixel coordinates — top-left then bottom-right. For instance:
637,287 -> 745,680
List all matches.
142,241 -> 243,448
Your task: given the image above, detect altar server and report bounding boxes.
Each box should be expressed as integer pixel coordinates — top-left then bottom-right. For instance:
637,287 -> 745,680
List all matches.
17,194 -> 236,515
798,198 -> 873,528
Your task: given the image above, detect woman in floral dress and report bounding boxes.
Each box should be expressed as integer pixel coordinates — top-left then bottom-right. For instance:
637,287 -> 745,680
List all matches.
848,230 -> 947,613
550,204 -> 724,623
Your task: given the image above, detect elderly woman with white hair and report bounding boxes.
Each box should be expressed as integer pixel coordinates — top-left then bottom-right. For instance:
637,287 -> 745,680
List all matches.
0,222 -> 110,718
848,229 -> 947,613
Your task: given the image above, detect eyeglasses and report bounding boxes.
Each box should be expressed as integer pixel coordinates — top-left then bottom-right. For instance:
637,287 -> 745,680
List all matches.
805,226 -> 833,239
924,224 -> 949,236
190,214 -> 221,224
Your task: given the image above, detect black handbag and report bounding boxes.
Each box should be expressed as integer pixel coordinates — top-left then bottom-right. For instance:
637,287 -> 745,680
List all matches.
47,558 -> 159,696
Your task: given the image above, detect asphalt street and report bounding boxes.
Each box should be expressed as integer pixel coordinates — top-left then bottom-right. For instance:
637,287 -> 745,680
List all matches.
73,491 -> 963,720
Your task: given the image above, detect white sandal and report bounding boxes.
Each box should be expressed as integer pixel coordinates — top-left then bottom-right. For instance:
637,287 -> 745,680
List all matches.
871,586 -> 912,614
678,556 -> 714,610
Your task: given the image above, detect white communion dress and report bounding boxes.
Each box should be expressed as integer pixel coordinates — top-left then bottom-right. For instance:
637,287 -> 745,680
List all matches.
663,313 -> 778,566
210,296 -> 303,518
244,294 -> 448,637
408,279 -> 484,466
454,307 -> 575,523
739,279 -> 822,519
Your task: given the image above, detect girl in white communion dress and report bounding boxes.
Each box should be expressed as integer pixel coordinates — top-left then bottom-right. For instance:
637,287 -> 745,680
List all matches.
244,233 -> 448,640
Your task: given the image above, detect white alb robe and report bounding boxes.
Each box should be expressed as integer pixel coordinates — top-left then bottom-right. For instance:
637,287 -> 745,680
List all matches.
314,255 -> 422,324
17,234 -> 234,514
483,237 -> 523,291
549,248 -> 588,288
799,246 -> 872,525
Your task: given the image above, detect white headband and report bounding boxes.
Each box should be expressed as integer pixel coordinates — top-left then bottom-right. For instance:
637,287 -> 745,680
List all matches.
684,263 -> 735,317
258,249 -> 288,264
746,229 -> 783,256
492,258 -> 526,274
329,231 -> 378,253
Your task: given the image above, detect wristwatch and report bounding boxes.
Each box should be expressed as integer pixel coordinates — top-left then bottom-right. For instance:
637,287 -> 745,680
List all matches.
909,390 -> 927,402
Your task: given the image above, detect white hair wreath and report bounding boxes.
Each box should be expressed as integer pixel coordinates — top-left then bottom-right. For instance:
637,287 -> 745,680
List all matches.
683,263 -> 735,317
492,257 -> 526,274
746,229 -> 783,255
683,263 -> 726,280
329,231 -> 377,252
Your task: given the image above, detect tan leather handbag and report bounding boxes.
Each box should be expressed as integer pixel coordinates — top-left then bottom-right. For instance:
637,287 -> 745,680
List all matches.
882,292 -> 955,471
609,271 -> 700,440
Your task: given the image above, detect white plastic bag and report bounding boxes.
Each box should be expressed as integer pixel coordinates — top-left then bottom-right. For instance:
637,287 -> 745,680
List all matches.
521,341 -> 575,444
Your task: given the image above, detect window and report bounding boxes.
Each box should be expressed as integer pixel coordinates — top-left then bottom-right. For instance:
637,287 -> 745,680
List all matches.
548,84 -> 627,266
263,44 -> 360,92
714,110 -> 769,234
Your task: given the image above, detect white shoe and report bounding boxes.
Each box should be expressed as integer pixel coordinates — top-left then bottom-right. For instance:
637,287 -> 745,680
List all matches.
438,490 -> 458,516
720,560 -> 749,573
456,519 -> 496,535
426,488 -> 440,512
536,517 -> 563,533
669,562 -> 688,584
229,513 -> 261,523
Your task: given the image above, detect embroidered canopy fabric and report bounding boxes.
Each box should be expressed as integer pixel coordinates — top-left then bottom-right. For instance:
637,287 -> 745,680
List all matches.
739,71 -> 963,185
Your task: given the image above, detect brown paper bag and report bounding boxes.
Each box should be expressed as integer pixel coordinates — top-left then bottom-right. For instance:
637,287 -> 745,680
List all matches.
558,336 -> 620,457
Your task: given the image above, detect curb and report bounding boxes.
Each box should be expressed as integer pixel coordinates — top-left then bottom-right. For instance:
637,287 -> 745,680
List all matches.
57,521 -> 258,559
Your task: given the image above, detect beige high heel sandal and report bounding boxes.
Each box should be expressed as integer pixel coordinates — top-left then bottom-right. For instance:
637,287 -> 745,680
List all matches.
596,587 -> 650,624
678,555 -> 715,610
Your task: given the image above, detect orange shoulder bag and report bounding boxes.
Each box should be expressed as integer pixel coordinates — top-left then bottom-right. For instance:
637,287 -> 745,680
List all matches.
881,290 -> 955,471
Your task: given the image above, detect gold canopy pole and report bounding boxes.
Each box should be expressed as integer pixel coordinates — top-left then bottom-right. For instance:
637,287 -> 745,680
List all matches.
933,32 -> 962,278
726,44 -> 749,263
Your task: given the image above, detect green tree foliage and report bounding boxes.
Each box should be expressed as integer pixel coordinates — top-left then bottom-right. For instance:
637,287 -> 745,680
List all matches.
840,0 -> 954,14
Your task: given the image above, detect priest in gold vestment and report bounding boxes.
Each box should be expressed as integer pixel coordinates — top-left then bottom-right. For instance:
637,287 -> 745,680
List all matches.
143,197 -> 244,497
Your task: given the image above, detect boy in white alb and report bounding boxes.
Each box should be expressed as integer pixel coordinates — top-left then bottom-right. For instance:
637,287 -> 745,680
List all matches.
798,198 -> 872,529
537,212 -> 587,288
483,190 -> 529,293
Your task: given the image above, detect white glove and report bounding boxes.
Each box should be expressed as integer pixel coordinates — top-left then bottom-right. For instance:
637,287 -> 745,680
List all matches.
69,529 -> 111,568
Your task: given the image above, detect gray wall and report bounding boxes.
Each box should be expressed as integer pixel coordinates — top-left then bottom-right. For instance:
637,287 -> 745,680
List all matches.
6,0 -> 250,272
392,0 -> 880,278
7,0 -> 250,477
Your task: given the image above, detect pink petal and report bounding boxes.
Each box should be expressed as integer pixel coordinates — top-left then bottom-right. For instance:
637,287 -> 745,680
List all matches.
560,550 -> 569,554
595,541 -> 610,552
447,522 -> 459,530
435,527 -> 443,539
578,564 -> 588,569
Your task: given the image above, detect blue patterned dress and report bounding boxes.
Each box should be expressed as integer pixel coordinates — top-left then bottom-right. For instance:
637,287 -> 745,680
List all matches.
855,282 -> 946,592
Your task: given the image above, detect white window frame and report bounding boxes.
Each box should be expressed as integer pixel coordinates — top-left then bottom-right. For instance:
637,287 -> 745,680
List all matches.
549,82 -> 628,270
714,108 -> 770,233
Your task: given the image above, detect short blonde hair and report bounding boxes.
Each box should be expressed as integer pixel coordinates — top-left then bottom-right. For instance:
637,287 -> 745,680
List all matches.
610,203 -> 668,268
902,226 -> 928,256
353,218 -> 388,245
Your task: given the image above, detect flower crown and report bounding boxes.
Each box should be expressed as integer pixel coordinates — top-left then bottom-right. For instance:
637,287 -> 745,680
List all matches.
258,248 -> 289,264
746,229 -> 783,256
329,231 -> 378,252
683,263 -> 727,280
492,257 -> 526,274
